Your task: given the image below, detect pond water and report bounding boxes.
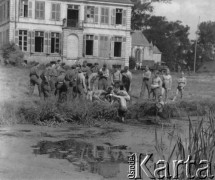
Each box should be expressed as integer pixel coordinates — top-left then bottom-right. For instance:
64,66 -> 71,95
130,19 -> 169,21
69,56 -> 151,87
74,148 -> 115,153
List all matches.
33,139 -> 133,179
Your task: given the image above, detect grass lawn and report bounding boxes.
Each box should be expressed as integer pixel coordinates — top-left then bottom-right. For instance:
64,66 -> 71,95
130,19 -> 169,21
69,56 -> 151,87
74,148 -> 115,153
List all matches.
1,65 -> 215,104
131,71 -> 215,102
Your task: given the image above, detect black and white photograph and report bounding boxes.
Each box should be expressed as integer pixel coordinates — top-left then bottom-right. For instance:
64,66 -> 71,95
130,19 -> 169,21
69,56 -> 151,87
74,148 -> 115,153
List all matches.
0,0 -> 215,179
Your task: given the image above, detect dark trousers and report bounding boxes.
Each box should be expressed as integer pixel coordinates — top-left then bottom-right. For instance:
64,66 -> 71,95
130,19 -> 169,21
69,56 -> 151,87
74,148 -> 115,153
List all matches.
29,75 -> 41,96
98,78 -> 108,90
55,83 -> 68,103
118,108 -> 127,118
49,76 -> 57,94
140,79 -> 151,98
122,82 -> 130,93
41,81 -> 51,100
151,87 -> 161,100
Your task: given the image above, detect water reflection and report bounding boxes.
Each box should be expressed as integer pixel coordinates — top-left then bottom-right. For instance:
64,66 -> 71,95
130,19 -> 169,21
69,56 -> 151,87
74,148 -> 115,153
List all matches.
33,139 -> 130,179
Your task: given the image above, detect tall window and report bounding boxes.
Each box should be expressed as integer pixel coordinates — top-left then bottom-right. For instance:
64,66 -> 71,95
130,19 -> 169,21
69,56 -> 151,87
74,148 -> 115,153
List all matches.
35,1 -> 45,19
116,9 -> 122,25
101,8 -> 109,24
51,3 -> 60,21
51,32 -> 60,53
86,35 -> 94,56
35,31 -> 44,52
20,0 -> 28,17
19,30 -> 28,51
114,37 -> 122,57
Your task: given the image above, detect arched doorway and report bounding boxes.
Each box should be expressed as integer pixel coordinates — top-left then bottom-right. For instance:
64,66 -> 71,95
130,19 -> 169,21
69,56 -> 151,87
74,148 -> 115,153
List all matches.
135,49 -> 141,63
67,34 -> 79,59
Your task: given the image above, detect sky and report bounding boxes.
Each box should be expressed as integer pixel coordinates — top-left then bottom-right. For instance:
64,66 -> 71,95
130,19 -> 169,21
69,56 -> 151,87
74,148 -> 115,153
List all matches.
152,0 -> 215,40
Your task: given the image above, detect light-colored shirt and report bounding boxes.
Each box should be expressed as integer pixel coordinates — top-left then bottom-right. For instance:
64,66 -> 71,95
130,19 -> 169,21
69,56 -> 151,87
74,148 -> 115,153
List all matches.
76,72 -> 86,89
162,74 -> 172,89
88,73 -> 98,91
111,70 -> 122,83
151,76 -> 162,89
99,68 -> 109,78
143,70 -> 151,79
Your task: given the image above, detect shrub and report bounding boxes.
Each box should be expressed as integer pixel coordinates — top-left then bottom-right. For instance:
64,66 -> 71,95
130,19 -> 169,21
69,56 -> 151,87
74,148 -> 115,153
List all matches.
129,57 -> 136,70
2,42 -> 24,66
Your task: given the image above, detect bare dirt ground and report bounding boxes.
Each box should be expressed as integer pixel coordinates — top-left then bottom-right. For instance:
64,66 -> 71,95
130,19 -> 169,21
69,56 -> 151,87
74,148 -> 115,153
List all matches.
0,65 -> 210,180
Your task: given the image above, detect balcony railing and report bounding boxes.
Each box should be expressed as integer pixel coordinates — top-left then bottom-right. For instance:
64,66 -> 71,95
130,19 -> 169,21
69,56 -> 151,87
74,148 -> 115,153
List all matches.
63,19 -> 83,29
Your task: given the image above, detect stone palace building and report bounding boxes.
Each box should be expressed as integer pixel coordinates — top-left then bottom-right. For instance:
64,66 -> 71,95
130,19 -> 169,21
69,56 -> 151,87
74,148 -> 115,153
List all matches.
0,0 -> 133,67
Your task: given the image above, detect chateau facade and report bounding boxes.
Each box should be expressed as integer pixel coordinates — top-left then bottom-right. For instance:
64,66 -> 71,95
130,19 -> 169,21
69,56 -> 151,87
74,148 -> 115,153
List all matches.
0,0 -> 133,67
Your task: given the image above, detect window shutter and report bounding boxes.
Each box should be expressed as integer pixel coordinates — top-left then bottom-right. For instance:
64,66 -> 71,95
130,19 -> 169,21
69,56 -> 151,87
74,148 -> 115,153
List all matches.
84,6 -> 87,22
56,4 -> 60,21
59,33 -> 62,55
83,35 -> 86,57
111,37 -> 115,58
93,35 -> 98,57
94,7 -> 99,24
31,31 -> 35,53
14,30 -> 19,45
122,10 -> 126,26
111,9 -> 116,25
27,31 -> 31,52
28,1 -> 32,18
101,8 -> 104,24
35,2 -> 39,19
122,37 -> 126,58
44,32 -> 48,53
51,4 -> 55,20
19,2 -> 23,17
41,2 -> 45,19
106,36 -> 110,58
106,8 -> 109,24
48,32 -> 51,54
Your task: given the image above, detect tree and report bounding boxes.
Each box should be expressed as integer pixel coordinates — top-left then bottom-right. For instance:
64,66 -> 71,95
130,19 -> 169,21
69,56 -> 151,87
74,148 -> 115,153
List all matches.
197,21 -> 215,62
2,43 -> 24,66
131,0 -> 172,30
143,16 -> 190,70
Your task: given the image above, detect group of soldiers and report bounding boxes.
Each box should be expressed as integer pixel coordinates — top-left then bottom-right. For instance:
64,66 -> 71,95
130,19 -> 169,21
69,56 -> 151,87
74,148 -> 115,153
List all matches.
29,60 -> 187,122
29,60 -> 132,122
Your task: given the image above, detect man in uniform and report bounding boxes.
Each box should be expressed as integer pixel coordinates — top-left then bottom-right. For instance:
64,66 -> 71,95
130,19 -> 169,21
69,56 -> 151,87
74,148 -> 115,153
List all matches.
121,66 -> 132,93
40,63 -> 51,100
91,63 -> 99,73
76,67 -> 87,99
98,64 -> 109,90
29,62 -> 41,96
49,61 -> 58,95
65,65 -> 77,99
55,69 -> 67,102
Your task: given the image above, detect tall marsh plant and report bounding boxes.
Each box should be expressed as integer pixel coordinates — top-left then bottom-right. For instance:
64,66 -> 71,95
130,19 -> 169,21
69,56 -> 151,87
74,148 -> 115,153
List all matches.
155,112 -> 215,179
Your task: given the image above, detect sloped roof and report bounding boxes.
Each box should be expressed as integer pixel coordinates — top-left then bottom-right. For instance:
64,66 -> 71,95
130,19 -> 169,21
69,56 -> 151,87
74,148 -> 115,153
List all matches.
131,31 -> 151,47
53,0 -> 133,5
153,45 -> 162,54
